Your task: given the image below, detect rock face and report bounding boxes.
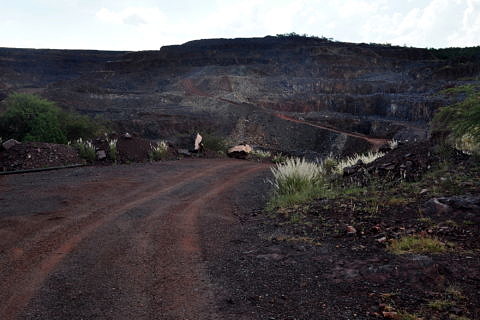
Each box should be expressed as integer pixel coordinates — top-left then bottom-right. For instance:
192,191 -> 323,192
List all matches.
1,37 -> 479,157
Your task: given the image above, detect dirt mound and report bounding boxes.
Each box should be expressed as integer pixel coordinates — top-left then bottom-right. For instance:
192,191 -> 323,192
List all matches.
92,134 -> 162,163
0,142 -> 83,172
344,142 -> 443,183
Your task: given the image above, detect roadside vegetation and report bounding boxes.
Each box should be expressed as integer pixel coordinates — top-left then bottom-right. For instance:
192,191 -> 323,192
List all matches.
388,235 -> 448,254
433,84 -> 480,155
107,138 -> 118,163
149,141 -> 169,161
69,138 -> 96,163
267,150 -> 385,209
0,93 -> 109,144
202,134 -> 228,154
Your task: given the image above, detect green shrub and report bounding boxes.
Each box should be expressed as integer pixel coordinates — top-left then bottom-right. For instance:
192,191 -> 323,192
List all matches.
0,93 -> 67,143
149,141 -> 169,161
0,93 -> 109,144
60,112 -> 108,141
432,87 -> 480,154
202,134 -> 227,152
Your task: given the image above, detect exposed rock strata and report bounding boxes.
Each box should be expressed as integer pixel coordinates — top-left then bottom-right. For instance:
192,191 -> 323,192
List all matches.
1,37 -> 478,156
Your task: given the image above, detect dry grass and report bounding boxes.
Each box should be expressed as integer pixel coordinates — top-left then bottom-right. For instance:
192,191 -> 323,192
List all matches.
334,151 -> 385,174
149,140 -> 169,161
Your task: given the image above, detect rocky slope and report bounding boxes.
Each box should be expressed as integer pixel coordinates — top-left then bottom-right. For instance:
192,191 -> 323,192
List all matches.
1,37 -> 479,156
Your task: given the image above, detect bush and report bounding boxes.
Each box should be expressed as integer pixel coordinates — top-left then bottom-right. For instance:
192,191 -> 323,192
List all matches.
0,93 -> 67,143
202,134 -> 228,152
432,86 -> 480,154
0,93 -> 108,144
60,112 -> 109,141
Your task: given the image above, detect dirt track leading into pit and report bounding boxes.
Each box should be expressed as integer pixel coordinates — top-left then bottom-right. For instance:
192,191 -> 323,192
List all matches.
273,113 -> 389,148
0,159 -> 270,320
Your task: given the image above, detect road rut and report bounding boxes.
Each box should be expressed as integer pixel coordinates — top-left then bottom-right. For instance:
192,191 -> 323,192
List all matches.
0,159 -> 270,319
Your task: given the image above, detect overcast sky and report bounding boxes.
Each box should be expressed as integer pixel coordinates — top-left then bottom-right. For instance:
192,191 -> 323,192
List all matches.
1,0 -> 479,51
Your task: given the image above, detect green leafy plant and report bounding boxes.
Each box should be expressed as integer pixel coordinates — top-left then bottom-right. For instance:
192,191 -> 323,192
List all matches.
0,93 -> 109,144
0,93 -> 67,143
432,86 -> 480,154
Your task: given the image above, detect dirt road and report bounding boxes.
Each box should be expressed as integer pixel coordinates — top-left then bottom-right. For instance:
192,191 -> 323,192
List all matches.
0,159 -> 270,320
273,113 -> 389,149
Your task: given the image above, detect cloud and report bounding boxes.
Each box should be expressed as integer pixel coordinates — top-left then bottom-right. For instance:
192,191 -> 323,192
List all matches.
74,1 -> 479,50
96,7 -> 166,27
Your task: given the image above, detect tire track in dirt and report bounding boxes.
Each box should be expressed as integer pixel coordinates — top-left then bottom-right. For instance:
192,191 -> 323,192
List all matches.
147,164 -> 269,319
20,162 -> 269,320
0,160 -> 262,319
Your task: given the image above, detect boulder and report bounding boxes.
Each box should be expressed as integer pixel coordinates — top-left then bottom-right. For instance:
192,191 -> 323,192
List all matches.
177,148 -> 191,157
424,195 -> 480,220
227,144 -> 253,159
2,139 -> 20,150
194,133 -> 203,151
96,150 -> 107,160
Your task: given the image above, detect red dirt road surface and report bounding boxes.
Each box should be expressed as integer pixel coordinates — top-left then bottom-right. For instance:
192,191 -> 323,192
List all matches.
0,159 -> 270,320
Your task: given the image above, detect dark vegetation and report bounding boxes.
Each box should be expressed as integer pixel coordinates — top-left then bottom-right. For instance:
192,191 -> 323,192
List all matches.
432,84 -> 480,152
0,93 -> 109,144
429,46 -> 480,60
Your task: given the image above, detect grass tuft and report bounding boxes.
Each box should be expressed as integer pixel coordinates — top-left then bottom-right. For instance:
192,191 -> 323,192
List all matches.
268,158 -> 327,209
252,149 -> 271,159
427,299 -> 455,311
388,235 -> 448,254
70,138 -> 96,162
334,151 -> 385,174
107,138 -> 117,162
149,141 -> 169,161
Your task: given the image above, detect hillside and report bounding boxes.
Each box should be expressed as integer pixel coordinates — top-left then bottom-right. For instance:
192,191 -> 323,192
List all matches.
1,36 -> 479,156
